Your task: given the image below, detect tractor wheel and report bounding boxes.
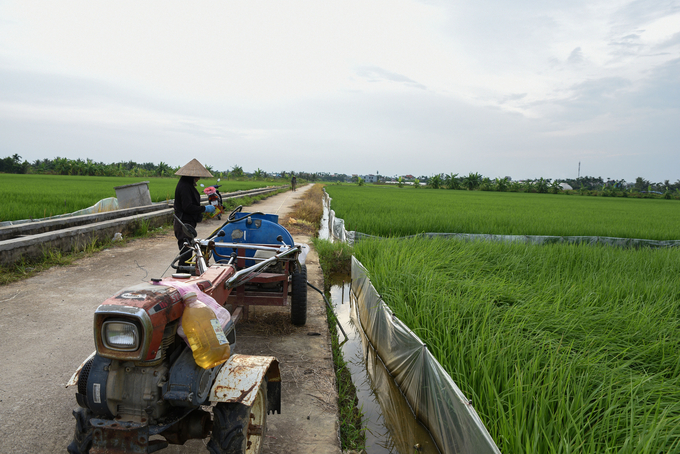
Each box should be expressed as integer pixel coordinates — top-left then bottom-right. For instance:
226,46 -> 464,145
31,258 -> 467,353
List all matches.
67,408 -> 93,454
290,264 -> 307,326
208,380 -> 268,454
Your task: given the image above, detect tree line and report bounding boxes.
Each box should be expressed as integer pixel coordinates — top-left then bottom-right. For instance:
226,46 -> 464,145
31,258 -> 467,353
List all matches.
0,155 -> 320,181
381,172 -> 680,199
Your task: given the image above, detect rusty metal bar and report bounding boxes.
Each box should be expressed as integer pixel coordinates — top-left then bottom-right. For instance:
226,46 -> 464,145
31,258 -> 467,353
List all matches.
224,247 -> 299,289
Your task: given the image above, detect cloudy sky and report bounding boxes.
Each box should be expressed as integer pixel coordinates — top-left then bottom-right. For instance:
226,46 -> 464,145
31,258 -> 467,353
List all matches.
1,1 -> 679,181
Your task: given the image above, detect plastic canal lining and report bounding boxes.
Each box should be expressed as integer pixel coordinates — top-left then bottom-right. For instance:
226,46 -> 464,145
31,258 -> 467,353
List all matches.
330,281 -> 439,454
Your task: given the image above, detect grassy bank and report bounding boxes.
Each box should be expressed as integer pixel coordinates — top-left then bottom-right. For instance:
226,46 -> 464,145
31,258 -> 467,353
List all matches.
353,237 -> 680,453
280,183 -> 324,236
325,185 -> 680,240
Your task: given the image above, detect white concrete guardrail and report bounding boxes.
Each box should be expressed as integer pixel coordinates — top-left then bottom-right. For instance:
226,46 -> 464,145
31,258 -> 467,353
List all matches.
0,186 -> 286,267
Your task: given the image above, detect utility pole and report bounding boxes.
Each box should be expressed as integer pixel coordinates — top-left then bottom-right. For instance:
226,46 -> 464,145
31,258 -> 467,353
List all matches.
578,162 -> 581,179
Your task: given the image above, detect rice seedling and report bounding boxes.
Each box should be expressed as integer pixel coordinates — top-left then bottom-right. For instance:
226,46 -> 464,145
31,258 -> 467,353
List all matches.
353,237 -> 680,453
325,185 -> 680,241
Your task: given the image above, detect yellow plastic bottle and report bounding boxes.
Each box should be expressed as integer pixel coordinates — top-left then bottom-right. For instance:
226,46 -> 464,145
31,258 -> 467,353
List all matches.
181,292 -> 231,369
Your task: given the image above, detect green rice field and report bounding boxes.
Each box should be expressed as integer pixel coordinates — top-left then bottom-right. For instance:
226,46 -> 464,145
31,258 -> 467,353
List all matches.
325,185 -> 680,452
0,174 -> 277,222
354,237 -> 680,453
325,185 -> 680,240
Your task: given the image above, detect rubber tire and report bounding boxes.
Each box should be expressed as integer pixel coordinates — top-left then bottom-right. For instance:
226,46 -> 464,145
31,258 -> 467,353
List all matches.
67,408 -> 93,454
290,264 -> 307,326
208,381 -> 268,454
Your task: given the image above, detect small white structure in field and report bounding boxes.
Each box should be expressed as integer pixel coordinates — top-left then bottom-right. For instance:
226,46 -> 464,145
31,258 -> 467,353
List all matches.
114,181 -> 152,209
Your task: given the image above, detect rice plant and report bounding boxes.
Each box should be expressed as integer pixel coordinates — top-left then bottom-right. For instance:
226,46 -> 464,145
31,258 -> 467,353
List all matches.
353,237 -> 680,453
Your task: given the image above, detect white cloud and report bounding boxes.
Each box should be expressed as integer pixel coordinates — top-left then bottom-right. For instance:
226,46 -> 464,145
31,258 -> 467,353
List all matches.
0,0 -> 678,181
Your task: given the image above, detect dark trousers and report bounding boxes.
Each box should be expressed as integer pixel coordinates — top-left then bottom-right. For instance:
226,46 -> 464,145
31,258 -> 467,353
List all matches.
173,219 -> 195,266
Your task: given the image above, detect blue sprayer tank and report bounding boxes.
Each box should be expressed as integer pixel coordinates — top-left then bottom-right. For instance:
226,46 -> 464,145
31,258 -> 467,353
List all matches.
212,213 -> 294,266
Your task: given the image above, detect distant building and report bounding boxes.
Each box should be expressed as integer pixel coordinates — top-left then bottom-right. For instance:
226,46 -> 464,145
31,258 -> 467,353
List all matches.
361,174 -> 378,183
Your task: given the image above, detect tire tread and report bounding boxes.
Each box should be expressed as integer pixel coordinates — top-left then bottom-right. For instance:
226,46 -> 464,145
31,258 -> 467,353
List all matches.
290,264 -> 308,326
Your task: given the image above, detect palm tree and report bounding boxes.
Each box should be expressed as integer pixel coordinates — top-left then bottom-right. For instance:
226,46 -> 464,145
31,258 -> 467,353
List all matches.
536,178 -> 550,193
480,177 -> 493,191
510,180 -> 523,192
231,165 -> 244,178
494,177 -> 509,192
462,172 -> 482,190
84,159 -> 96,176
549,180 -> 562,194
446,173 -> 461,190
156,161 -> 170,177
429,174 -> 443,189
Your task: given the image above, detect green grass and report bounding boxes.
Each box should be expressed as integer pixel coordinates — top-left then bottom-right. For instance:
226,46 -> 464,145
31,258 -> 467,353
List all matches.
326,301 -> 366,451
353,237 -> 680,453
311,239 -> 364,451
325,185 -> 680,241
311,238 -> 353,276
0,174 -> 278,222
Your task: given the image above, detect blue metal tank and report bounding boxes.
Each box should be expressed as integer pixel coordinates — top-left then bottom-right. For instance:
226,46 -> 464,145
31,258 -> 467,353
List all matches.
213,213 -> 294,265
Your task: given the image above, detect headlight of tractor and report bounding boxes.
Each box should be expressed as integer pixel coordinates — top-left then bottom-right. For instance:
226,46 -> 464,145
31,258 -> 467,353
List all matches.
102,321 -> 139,350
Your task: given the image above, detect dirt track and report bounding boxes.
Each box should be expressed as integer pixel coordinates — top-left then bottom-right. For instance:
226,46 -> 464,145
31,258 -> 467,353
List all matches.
0,185 -> 341,454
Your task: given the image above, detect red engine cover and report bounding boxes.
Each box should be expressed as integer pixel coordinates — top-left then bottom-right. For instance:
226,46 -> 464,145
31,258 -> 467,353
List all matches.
95,268 -> 235,361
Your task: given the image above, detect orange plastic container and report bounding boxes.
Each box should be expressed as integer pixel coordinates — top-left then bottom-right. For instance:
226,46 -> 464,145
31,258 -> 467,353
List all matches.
181,292 -> 231,369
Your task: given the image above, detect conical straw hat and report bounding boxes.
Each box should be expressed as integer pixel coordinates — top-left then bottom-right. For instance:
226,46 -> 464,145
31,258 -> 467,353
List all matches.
175,159 -> 213,178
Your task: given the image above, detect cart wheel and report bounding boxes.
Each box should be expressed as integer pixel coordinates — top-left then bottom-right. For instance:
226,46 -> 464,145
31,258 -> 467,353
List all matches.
290,264 -> 307,326
208,380 -> 268,454
67,408 -> 93,454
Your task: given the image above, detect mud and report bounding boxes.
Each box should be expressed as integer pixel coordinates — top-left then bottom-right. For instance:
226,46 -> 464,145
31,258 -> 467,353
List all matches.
0,185 -> 341,454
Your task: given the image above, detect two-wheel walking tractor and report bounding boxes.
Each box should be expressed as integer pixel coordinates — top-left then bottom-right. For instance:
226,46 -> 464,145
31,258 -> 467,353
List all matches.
66,208 -> 308,453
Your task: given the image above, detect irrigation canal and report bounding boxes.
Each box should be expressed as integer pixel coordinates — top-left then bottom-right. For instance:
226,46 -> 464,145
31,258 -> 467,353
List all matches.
330,282 -> 439,454
322,195 -> 438,452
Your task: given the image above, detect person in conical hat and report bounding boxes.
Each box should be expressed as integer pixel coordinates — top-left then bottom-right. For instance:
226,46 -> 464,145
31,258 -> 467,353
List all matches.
173,159 -> 216,267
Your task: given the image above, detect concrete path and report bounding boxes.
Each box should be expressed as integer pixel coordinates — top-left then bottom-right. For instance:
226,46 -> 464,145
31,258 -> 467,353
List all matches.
0,184 -> 341,454
240,187 -> 306,218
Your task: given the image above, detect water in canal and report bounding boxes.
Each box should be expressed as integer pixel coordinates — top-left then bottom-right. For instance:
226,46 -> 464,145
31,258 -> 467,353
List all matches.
329,281 -> 439,454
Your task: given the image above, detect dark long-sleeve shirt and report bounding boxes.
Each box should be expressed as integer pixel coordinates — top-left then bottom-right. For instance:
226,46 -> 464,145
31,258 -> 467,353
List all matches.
174,176 -> 205,226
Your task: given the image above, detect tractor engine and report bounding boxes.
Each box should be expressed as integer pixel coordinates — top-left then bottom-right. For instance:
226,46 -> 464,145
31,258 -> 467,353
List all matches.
74,282 -> 230,426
